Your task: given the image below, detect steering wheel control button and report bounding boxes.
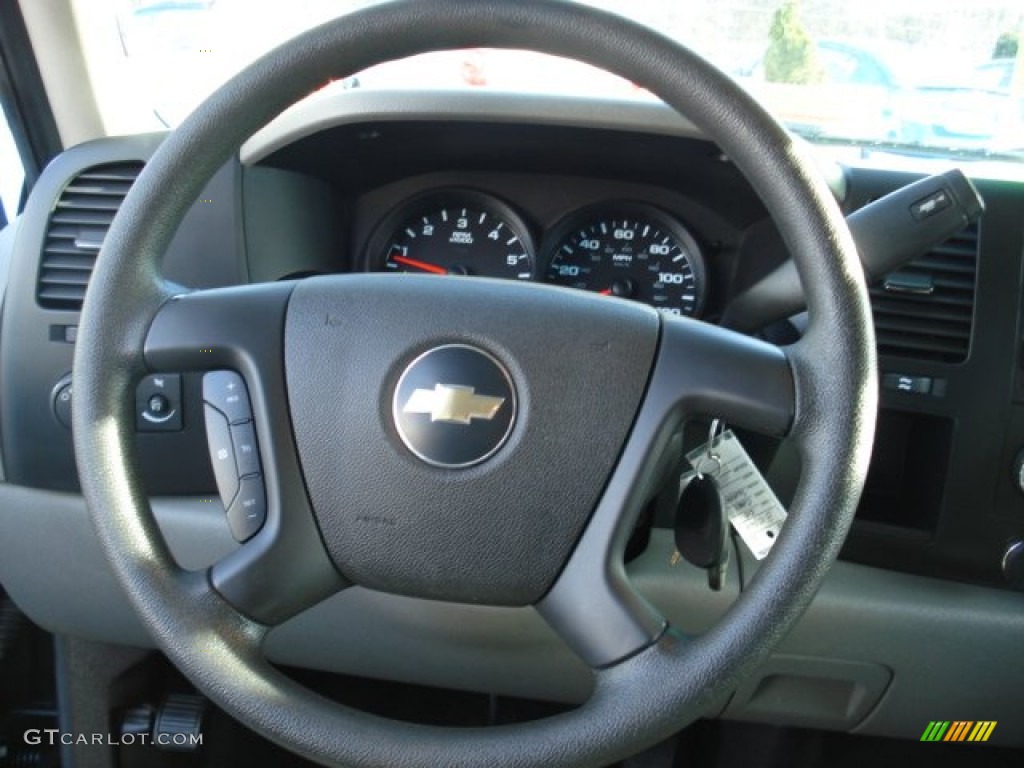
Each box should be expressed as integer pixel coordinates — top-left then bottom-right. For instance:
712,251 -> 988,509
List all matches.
203,370 -> 252,424
226,475 -> 267,542
148,394 -> 170,414
51,375 -> 73,429
135,373 -> 182,431
393,344 -> 516,468
230,421 -> 262,478
204,404 -> 239,507
202,370 -> 265,538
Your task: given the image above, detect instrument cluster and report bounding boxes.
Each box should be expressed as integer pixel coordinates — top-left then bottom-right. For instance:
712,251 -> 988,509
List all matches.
365,188 -> 707,318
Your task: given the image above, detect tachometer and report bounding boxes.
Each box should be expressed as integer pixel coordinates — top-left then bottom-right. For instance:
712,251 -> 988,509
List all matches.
544,203 -> 706,317
371,190 -> 534,280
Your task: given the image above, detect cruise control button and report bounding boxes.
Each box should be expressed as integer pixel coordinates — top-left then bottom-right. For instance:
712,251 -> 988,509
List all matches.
226,475 -> 266,542
203,371 -> 252,424
204,404 -> 239,507
230,420 -> 261,477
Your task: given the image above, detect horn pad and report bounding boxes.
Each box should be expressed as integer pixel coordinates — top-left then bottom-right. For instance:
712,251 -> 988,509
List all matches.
284,274 -> 658,605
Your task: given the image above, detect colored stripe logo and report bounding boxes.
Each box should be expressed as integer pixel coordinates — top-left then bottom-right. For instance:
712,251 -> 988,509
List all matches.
920,721 -> 997,742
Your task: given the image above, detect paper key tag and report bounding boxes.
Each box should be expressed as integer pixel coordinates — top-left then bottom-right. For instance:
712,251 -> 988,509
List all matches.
684,430 -> 787,560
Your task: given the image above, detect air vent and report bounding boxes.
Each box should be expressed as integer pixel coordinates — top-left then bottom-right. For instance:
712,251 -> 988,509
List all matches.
869,222 -> 979,364
37,161 -> 145,310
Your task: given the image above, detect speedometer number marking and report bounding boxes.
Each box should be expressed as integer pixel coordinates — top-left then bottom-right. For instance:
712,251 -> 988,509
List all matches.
544,204 -> 706,317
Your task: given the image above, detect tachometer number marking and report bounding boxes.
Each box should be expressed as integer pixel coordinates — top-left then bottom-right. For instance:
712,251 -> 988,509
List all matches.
375,191 -> 535,281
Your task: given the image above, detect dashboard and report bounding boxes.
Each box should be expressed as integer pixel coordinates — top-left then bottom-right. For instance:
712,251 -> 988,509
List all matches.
0,90 -> 1022,744
363,187 -> 708,317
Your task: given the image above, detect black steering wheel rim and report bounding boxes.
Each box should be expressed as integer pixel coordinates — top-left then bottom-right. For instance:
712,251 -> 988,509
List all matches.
72,1 -> 877,766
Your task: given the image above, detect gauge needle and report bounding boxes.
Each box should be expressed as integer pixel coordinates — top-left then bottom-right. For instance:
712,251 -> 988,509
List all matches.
598,289 -> 613,296
393,255 -> 447,275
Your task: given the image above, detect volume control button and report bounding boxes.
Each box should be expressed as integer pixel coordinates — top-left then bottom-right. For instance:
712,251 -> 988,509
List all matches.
203,371 -> 252,424
226,476 -> 266,542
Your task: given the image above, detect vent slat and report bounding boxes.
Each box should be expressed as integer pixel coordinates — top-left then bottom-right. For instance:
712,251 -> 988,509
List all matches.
38,285 -> 88,302
39,254 -> 97,270
874,268 -> 974,292
930,243 -> 978,259
39,270 -> 95,286
874,317 -> 971,340
63,182 -> 135,197
869,222 -> 978,364
77,169 -> 144,182
56,195 -> 124,212
907,257 -> 976,275
42,244 -> 96,257
51,210 -> 116,227
37,161 -> 144,310
878,336 -> 968,357
45,225 -> 79,237
869,292 -> 974,310
873,301 -> 972,321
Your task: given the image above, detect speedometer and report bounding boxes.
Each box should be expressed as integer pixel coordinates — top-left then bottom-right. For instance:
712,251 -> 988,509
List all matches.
543,203 -> 706,317
370,190 -> 535,281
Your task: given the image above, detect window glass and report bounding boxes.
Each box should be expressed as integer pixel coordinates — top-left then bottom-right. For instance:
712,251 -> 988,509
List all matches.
69,0 -> 1024,160
0,102 -> 25,222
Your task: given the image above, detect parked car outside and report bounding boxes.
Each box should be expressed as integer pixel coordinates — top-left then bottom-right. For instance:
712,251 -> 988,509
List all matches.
736,40 -> 909,142
900,57 -> 1024,153
738,39 -> 1023,153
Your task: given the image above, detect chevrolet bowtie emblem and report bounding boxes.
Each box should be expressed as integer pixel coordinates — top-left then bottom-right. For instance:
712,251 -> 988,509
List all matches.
402,384 -> 505,425
393,345 -> 516,467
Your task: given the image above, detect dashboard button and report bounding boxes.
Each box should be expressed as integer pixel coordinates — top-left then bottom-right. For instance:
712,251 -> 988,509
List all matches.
136,373 -> 182,431
1013,450 -> 1024,497
203,371 -> 252,424
230,420 -> 261,478
52,376 -> 73,429
1002,540 -> 1024,590
204,404 -> 239,507
148,394 -> 170,415
882,373 -> 932,394
226,475 -> 266,542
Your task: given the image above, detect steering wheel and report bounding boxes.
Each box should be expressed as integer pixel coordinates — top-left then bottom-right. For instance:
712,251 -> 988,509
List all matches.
73,1 -> 876,765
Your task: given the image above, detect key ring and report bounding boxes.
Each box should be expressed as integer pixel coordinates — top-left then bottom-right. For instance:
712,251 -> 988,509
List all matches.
694,419 -> 725,478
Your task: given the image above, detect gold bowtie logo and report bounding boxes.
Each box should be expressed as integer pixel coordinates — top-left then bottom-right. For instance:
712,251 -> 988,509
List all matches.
402,384 -> 505,425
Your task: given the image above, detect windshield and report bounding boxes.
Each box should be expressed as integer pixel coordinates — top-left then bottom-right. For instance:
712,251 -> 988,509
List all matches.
72,0 -> 1024,160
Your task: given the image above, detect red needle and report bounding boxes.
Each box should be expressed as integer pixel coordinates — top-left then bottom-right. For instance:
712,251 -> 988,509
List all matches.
393,255 -> 447,275
598,289 -> 613,296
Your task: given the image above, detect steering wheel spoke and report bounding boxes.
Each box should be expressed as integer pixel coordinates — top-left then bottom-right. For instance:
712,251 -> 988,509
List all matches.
538,316 -> 794,668
145,282 -> 295,374
145,283 -> 347,625
658,316 -> 796,436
